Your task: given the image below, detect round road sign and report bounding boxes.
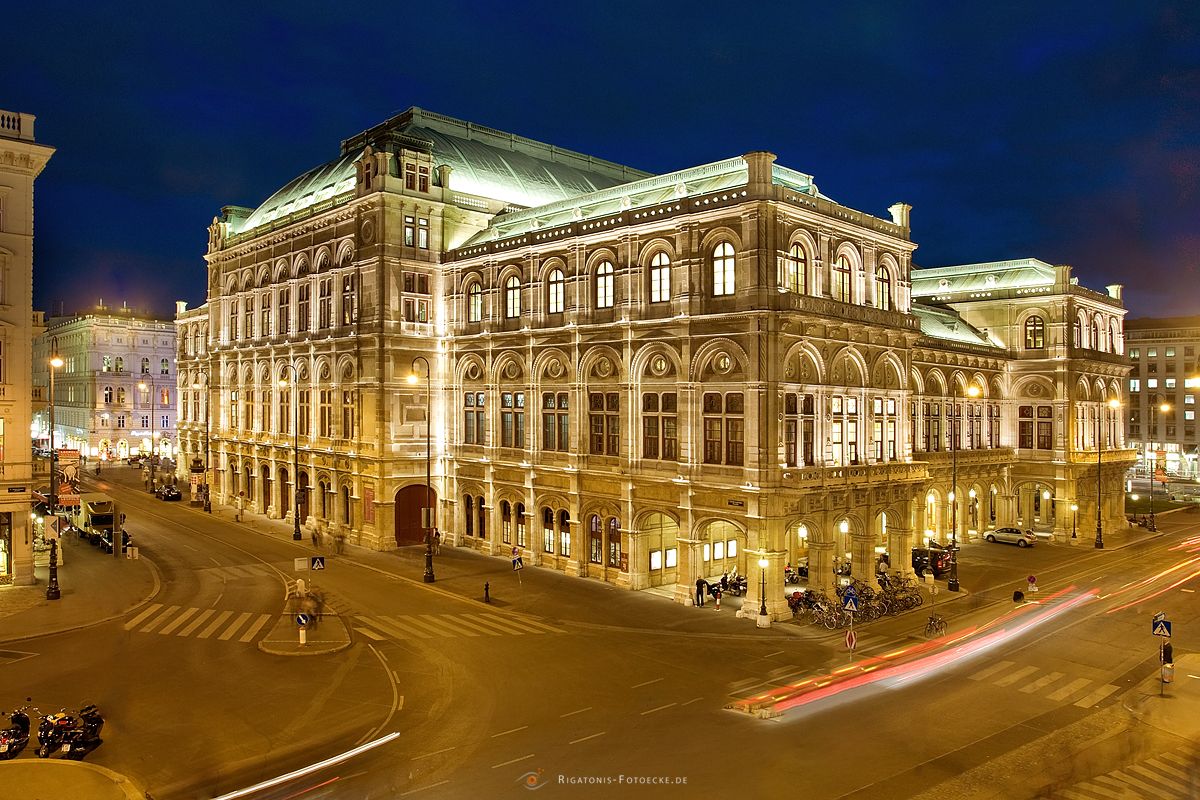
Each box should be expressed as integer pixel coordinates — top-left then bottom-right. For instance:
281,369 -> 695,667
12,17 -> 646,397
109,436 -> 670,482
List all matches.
296,613 -> 311,627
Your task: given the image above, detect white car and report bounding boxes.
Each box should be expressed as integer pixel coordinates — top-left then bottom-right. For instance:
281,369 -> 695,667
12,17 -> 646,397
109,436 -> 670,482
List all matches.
985,527 -> 1037,547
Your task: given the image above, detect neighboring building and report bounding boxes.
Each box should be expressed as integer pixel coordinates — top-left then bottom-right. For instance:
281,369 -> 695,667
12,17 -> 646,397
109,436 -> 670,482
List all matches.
34,305 -> 177,464
178,107 -> 1134,620
0,108 -> 53,587
1124,316 -> 1200,479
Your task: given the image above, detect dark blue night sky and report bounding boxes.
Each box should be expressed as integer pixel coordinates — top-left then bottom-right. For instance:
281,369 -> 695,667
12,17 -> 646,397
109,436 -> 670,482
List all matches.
7,1 -> 1199,318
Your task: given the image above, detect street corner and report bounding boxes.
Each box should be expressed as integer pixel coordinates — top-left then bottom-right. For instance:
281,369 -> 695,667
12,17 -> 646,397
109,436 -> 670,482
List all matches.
1122,653 -> 1200,740
0,758 -> 146,800
257,612 -> 352,657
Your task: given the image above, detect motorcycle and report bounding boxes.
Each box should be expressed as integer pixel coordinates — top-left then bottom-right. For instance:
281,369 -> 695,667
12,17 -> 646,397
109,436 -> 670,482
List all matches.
36,704 -> 104,759
0,702 -> 34,759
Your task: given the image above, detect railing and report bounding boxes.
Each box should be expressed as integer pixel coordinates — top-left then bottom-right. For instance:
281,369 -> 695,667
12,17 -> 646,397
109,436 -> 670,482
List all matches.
1069,447 -> 1139,464
0,110 -> 34,141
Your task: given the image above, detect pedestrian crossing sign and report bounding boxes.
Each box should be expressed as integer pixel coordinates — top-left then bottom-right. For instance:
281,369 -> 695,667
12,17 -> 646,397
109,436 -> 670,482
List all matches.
512,557 -> 524,571
1153,620 -> 1172,637
311,556 -> 326,571
843,593 -> 859,612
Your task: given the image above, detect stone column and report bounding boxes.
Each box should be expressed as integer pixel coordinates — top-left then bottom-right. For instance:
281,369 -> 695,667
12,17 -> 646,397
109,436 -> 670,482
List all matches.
888,526 -> 916,579
675,535 -> 701,606
739,547 -> 787,624
851,529 -> 879,589
566,520 -> 584,576
808,536 -> 835,597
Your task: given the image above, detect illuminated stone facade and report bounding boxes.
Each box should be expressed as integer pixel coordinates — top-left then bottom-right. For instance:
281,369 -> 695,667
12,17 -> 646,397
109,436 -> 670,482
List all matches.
0,109 -> 53,586
179,108 -> 1133,619
1123,316 -> 1200,479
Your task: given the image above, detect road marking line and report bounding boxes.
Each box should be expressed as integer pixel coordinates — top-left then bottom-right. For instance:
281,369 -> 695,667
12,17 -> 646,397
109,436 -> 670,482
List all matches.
560,707 -> 591,718
640,703 -> 676,716
411,746 -> 456,760
491,753 -> 534,769
968,660 -> 1014,681
1020,671 -> 1065,694
367,616 -> 432,639
1074,684 -> 1120,708
419,614 -> 480,637
1105,771 -> 1175,799
197,610 -> 233,639
469,615 -> 532,635
1141,758 -> 1189,781
1056,789 -> 1103,800
238,614 -> 273,643
1078,779 -> 1125,799
631,677 -> 663,689
178,608 -> 215,636
491,726 -> 528,738
158,607 -> 199,635
355,626 -> 386,641
399,780 -> 449,796
1046,677 -> 1092,702
1182,588 -> 1195,593
217,611 -> 253,641
994,665 -> 1040,687
1127,763 -> 1185,794
762,650 -> 785,658
681,697 -> 704,707
139,605 -> 181,634
397,615 -> 455,637
438,614 -> 501,636
569,732 -> 606,745
505,615 -> 566,634
124,603 -> 163,630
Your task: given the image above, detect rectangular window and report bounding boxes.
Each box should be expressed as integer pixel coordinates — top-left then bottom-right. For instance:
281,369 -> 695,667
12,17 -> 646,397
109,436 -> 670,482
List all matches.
117,415 -> 125,428
404,216 -> 415,246
557,393 -> 569,451
297,284 -> 310,332
588,392 -> 619,455
642,392 -> 677,461
341,274 -> 358,325
1130,378 -> 1140,392
541,393 -> 556,451
1148,378 -> 1159,389
261,294 -> 272,337
244,300 -> 254,338
319,389 -> 332,437
299,389 -> 311,436
230,390 -> 239,430
318,279 -> 333,329
278,288 -> 290,334
141,415 -> 149,429
702,392 -> 744,465
405,163 -> 416,190
1148,348 -> 1157,357
280,389 -> 291,435
342,390 -> 355,438
465,393 -> 477,445
1129,349 -> 1139,359
1166,378 -> 1177,389
475,392 -> 486,445
418,218 -> 429,249
501,392 -> 525,448
1166,347 -> 1176,357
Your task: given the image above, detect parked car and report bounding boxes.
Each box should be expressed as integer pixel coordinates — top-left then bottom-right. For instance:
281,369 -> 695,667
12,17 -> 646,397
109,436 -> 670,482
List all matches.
912,546 -> 952,577
984,527 -> 1037,547
101,529 -> 131,554
157,485 -> 182,502
125,455 -> 144,466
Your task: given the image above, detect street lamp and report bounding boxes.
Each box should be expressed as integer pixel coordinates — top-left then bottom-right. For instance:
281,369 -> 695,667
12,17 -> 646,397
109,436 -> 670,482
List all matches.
46,356 -> 64,600
1148,401 -> 1170,530
1096,398 -> 1121,549
948,384 -> 980,593
192,370 -> 212,513
1071,503 -> 1078,539
408,357 -> 435,583
278,365 -> 302,541
757,556 -> 769,619
137,379 -> 159,493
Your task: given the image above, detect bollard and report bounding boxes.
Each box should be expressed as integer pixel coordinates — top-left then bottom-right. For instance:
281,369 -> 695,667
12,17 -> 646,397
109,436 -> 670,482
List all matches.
484,581 -> 491,603
299,627 -> 307,647
1013,590 -> 1025,604
714,591 -> 721,611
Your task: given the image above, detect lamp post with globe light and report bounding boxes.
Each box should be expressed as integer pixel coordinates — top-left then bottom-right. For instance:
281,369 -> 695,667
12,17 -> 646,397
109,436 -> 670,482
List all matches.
757,556 -> 770,626
192,370 -> 212,512
948,384 -> 980,593
46,356 -> 64,600
1071,503 -> 1078,539
408,356 -> 435,583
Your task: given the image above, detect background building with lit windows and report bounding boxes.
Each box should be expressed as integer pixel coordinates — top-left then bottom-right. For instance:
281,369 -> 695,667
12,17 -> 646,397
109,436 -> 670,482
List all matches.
179,108 -> 1135,620
0,108 -> 53,587
33,307 -> 177,463
1124,316 -> 1200,480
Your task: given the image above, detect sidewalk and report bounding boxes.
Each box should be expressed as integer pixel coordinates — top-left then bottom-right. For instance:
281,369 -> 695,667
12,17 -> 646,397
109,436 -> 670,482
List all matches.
0,759 -> 144,799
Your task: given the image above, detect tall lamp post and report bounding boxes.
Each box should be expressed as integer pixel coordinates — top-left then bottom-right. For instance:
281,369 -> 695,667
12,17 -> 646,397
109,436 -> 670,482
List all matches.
46,356 -> 64,600
1095,398 -> 1121,549
278,365 -> 302,541
192,370 -> 212,513
1148,401 -> 1170,530
408,356 -> 435,583
1071,503 -> 1078,539
137,379 -> 158,493
947,384 -> 980,593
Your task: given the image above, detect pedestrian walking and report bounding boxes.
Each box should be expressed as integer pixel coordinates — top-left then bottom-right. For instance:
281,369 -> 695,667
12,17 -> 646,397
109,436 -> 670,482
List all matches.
433,530 -> 442,554
235,491 -> 245,522
310,527 -> 321,549
335,531 -> 346,554
695,576 -> 707,607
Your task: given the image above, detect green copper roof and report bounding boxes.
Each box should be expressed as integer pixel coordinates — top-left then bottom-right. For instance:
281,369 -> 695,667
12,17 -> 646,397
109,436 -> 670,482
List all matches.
231,107 -> 650,236
911,302 -> 1000,349
910,258 -> 1056,296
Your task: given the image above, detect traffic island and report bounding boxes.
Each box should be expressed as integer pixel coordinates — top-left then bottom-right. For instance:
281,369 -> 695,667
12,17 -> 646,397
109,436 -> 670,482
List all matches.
257,611 -> 351,656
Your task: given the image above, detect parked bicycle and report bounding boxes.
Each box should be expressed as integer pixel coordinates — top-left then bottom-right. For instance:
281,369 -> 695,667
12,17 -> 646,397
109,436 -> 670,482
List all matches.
924,613 -> 947,638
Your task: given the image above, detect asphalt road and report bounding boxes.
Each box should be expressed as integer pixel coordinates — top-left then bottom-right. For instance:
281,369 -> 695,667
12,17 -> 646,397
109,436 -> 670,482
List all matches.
8,467 -> 1200,799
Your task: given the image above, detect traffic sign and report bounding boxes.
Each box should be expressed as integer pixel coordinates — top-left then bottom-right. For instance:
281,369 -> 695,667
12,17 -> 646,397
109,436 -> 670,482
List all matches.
310,556 -> 326,571
845,629 -> 857,650
512,557 -> 524,571
1153,612 -> 1166,624
842,593 -> 859,613
1153,620 -> 1172,638
296,613 -> 311,627
294,558 -> 308,572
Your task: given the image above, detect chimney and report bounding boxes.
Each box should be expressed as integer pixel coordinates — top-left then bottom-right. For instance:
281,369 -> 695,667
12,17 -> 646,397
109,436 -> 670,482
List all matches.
888,202 -> 912,229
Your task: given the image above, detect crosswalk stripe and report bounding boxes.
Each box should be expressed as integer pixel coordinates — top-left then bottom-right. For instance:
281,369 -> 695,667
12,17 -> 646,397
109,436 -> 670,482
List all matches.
1160,750 -> 1193,767
1103,772 -> 1174,800
140,605 -> 181,634
418,614 -> 479,637
1127,764 -> 1187,794
470,615 -> 536,635
1046,677 -> 1092,702
994,665 -> 1040,687
238,614 -> 272,643
1142,757 -> 1189,782
124,603 -> 163,631
503,614 -> 566,634
355,626 -> 386,641
438,614 -> 501,636
1020,671 -> 1065,694
1077,779 -> 1130,799
1074,684 -> 1120,708
197,610 -> 234,639
178,608 -> 216,636
968,660 -> 1015,681
158,607 -> 199,635
361,616 -> 432,639
218,612 -> 253,641
1057,788 -> 1104,800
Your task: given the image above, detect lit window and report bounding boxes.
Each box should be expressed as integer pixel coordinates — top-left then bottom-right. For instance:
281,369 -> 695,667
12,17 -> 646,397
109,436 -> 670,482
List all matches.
782,244 -> 805,293
1166,378 -> 1177,389
1129,379 -> 1140,392
832,255 -> 852,303
1148,378 -> 1158,389
467,282 -> 482,323
547,269 -> 565,314
713,242 -> 735,296
875,265 -> 892,311
504,276 -> 521,318
1024,316 -> 1046,349
650,252 -> 670,303
595,261 -> 614,309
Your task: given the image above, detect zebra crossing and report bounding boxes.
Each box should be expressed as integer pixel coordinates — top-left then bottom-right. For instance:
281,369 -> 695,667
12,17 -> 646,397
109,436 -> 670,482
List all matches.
1049,743 -> 1198,799
968,660 -> 1121,708
352,612 -> 565,642
202,563 -> 273,581
123,603 -> 273,644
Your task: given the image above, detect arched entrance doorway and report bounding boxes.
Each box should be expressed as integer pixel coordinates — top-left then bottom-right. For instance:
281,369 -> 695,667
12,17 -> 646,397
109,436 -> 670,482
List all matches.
395,484 -> 437,546
640,512 -> 679,588
699,520 -> 744,579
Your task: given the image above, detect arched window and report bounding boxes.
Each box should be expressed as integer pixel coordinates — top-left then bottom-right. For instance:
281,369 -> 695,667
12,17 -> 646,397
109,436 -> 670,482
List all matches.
547,269 -> 565,314
515,502 -> 527,548
467,282 -> 482,323
875,265 -> 892,311
117,387 -> 126,405
504,276 -> 521,318
783,244 -> 805,293
543,507 -> 555,553
115,357 -> 124,373
464,495 -> 474,536
341,485 -> 351,525
1091,317 -> 1103,351
160,358 -> 169,375
649,252 -> 670,303
477,495 -> 486,539
713,242 -> 735,296
140,357 -> 149,374
1024,316 -> 1046,349
559,510 -> 571,558
589,514 -> 602,563
606,517 -> 622,568
595,261 -> 614,309
103,386 -> 113,404
501,500 -> 512,543
832,255 -> 852,303
229,300 -> 240,339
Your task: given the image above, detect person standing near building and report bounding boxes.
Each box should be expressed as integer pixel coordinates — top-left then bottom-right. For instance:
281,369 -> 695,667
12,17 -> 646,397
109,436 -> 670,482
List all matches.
695,576 -> 707,607
235,491 -> 245,522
